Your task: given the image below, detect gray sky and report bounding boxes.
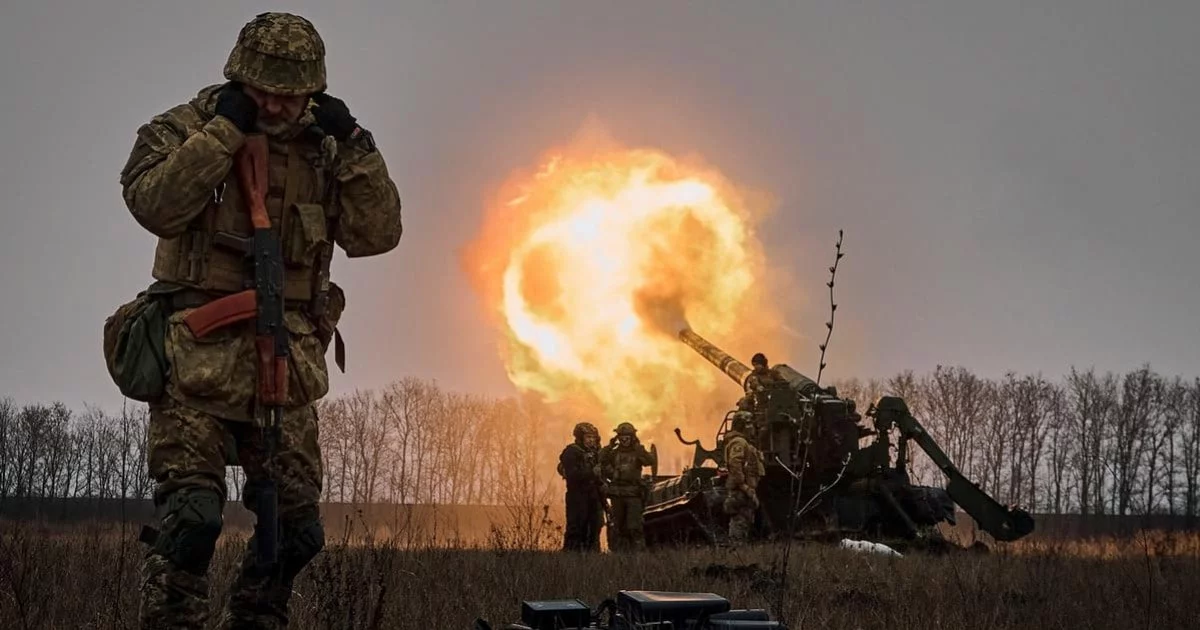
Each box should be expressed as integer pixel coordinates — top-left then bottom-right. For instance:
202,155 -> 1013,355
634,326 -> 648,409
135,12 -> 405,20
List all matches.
2,0 -> 1197,413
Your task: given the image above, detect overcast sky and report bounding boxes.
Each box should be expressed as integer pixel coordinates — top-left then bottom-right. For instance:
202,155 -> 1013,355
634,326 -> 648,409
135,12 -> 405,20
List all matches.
1,0 -> 1197,413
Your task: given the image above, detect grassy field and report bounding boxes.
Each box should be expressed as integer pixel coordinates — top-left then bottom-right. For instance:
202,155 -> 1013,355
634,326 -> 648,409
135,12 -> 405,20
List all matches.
1,516 -> 1198,630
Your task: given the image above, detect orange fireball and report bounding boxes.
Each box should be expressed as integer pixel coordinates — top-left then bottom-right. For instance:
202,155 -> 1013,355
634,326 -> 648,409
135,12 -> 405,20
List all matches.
462,138 -> 790,441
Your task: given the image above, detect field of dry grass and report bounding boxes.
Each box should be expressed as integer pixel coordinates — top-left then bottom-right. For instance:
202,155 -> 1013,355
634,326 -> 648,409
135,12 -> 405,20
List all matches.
2,515 -> 1198,630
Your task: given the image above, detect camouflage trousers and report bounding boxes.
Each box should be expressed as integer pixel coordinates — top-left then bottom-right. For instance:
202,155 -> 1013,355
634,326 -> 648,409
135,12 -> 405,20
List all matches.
723,487 -> 759,543
606,495 -> 645,552
140,396 -> 324,630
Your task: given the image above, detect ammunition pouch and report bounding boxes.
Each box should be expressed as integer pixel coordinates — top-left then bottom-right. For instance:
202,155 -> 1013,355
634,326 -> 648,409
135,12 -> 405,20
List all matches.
102,284 -> 173,402
284,203 -> 329,268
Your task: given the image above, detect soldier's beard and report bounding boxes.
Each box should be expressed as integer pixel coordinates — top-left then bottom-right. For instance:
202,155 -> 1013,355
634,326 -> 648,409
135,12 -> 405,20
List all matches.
256,116 -> 304,138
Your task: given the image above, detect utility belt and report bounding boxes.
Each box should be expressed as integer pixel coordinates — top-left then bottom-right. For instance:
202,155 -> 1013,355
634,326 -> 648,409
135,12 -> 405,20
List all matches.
165,288 -> 314,315
151,279 -> 346,375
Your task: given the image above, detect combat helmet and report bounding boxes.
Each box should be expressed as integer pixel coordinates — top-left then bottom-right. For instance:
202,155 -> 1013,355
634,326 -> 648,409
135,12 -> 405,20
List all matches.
572,421 -> 598,441
614,422 -> 637,437
224,12 -> 327,95
751,353 -> 768,367
730,411 -> 752,433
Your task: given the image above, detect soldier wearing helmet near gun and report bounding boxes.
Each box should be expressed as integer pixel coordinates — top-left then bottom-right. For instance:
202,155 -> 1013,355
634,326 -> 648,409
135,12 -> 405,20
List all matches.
558,422 -> 605,552
600,422 -> 657,551
115,12 -> 402,629
723,412 -> 765,544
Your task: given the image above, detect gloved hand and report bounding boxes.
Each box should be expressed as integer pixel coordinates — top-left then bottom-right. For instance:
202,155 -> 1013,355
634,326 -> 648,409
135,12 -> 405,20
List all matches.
310,92 -> 358,140
214,83 -> 258,133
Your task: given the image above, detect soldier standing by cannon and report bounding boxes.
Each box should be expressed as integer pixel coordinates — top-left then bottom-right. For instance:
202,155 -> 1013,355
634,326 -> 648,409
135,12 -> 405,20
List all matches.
722,412 -> 765,544
600,422 -> 657,551
558,422 -> 605,552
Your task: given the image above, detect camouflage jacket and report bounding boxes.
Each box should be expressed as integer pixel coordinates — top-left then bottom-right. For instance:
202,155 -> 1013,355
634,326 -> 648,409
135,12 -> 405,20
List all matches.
558,443 -> 602,494
118,84 -> 403,421
724,431 -> 765,490
744,367 -> 787,392
600,440 -> 656,497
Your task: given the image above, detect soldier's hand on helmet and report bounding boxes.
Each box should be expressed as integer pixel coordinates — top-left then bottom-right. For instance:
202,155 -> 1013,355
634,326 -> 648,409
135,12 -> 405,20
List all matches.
310,92 -> 358,140
215,82 -> 258,133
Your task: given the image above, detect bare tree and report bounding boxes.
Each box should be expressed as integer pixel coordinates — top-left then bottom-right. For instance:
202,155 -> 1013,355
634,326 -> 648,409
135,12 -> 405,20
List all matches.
0,397 -> 13,501
1181,378 -> 1200,523
919,366 -> 991,486
1066,367 -> 1116,515
1044,383 -> 1072,512
1156,377 -> 1186,515
1110,365 -> 1158,515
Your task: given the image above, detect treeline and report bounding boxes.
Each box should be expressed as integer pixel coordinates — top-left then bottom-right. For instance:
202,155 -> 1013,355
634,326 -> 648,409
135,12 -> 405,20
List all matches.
3,364 -> 1200,522
0,399 -> 151,503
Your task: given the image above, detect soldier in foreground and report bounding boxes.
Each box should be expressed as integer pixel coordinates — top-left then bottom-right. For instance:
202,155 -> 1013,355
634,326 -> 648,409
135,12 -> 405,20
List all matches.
558,422 -> 605,552
600,422 -> 657,551
723,412 -> 765,543
112,12 -> 402,629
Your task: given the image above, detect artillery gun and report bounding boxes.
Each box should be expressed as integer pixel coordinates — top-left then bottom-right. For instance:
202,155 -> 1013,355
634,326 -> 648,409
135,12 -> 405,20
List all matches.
640,328 -> 1035,549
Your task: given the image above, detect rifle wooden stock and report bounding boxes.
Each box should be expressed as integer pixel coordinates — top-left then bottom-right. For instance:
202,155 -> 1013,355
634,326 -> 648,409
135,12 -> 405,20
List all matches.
183,290 -> 257,338
238,134 -> 271,231
255,336 -> 288,406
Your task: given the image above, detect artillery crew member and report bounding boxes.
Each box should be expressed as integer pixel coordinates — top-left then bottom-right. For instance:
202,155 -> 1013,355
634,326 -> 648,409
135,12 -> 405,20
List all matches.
558,422 -> 605,552
723,412 -> 765,543
110,12 -> 403,629
744,352 -> 787,392
600,422 -> 657,551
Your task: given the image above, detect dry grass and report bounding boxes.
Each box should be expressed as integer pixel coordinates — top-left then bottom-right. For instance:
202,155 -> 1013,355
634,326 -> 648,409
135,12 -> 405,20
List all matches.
1,516 -> 1198,630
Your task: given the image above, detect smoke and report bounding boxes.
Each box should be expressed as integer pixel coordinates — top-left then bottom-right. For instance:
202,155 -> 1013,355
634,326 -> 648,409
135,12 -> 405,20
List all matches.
632,290 -> 691,339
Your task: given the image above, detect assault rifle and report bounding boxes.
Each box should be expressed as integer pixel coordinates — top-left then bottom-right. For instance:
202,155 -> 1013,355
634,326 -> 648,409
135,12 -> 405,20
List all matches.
183,133 -> 287,566
473,590 -> 785,629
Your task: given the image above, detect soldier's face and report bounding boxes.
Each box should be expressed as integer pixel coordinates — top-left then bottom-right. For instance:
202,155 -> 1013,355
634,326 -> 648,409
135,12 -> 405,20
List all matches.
618,435 -> 633,447
583,434 -> 598,449
243,85 -> 309,127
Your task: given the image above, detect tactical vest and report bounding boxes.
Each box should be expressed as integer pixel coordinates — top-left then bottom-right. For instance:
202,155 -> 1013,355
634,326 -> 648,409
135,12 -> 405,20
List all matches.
151,130 -> 339,313
606,446 -> 647,486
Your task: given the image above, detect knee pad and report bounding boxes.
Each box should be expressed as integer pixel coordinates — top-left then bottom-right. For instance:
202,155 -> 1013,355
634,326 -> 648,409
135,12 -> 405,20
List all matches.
154,488 -> 223,575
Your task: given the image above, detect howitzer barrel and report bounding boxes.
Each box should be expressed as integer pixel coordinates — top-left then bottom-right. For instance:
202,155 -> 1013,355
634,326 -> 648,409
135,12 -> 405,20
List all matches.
678,328 -> 751,387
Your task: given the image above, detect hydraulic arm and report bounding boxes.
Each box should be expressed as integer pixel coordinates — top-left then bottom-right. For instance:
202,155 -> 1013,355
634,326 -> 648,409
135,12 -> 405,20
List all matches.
871,396 -> 1035,542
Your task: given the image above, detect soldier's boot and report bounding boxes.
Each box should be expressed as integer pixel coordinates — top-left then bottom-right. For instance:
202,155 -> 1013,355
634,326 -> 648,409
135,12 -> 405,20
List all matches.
140,487 -> 224,629
220,510 -> 325,629
728,512 -> 751,544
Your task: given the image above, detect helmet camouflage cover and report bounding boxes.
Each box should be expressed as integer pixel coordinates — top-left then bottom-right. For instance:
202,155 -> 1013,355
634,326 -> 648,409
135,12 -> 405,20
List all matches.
224,12 -> 327,95
573,422 -> 599,441
615,422 -> 637,436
